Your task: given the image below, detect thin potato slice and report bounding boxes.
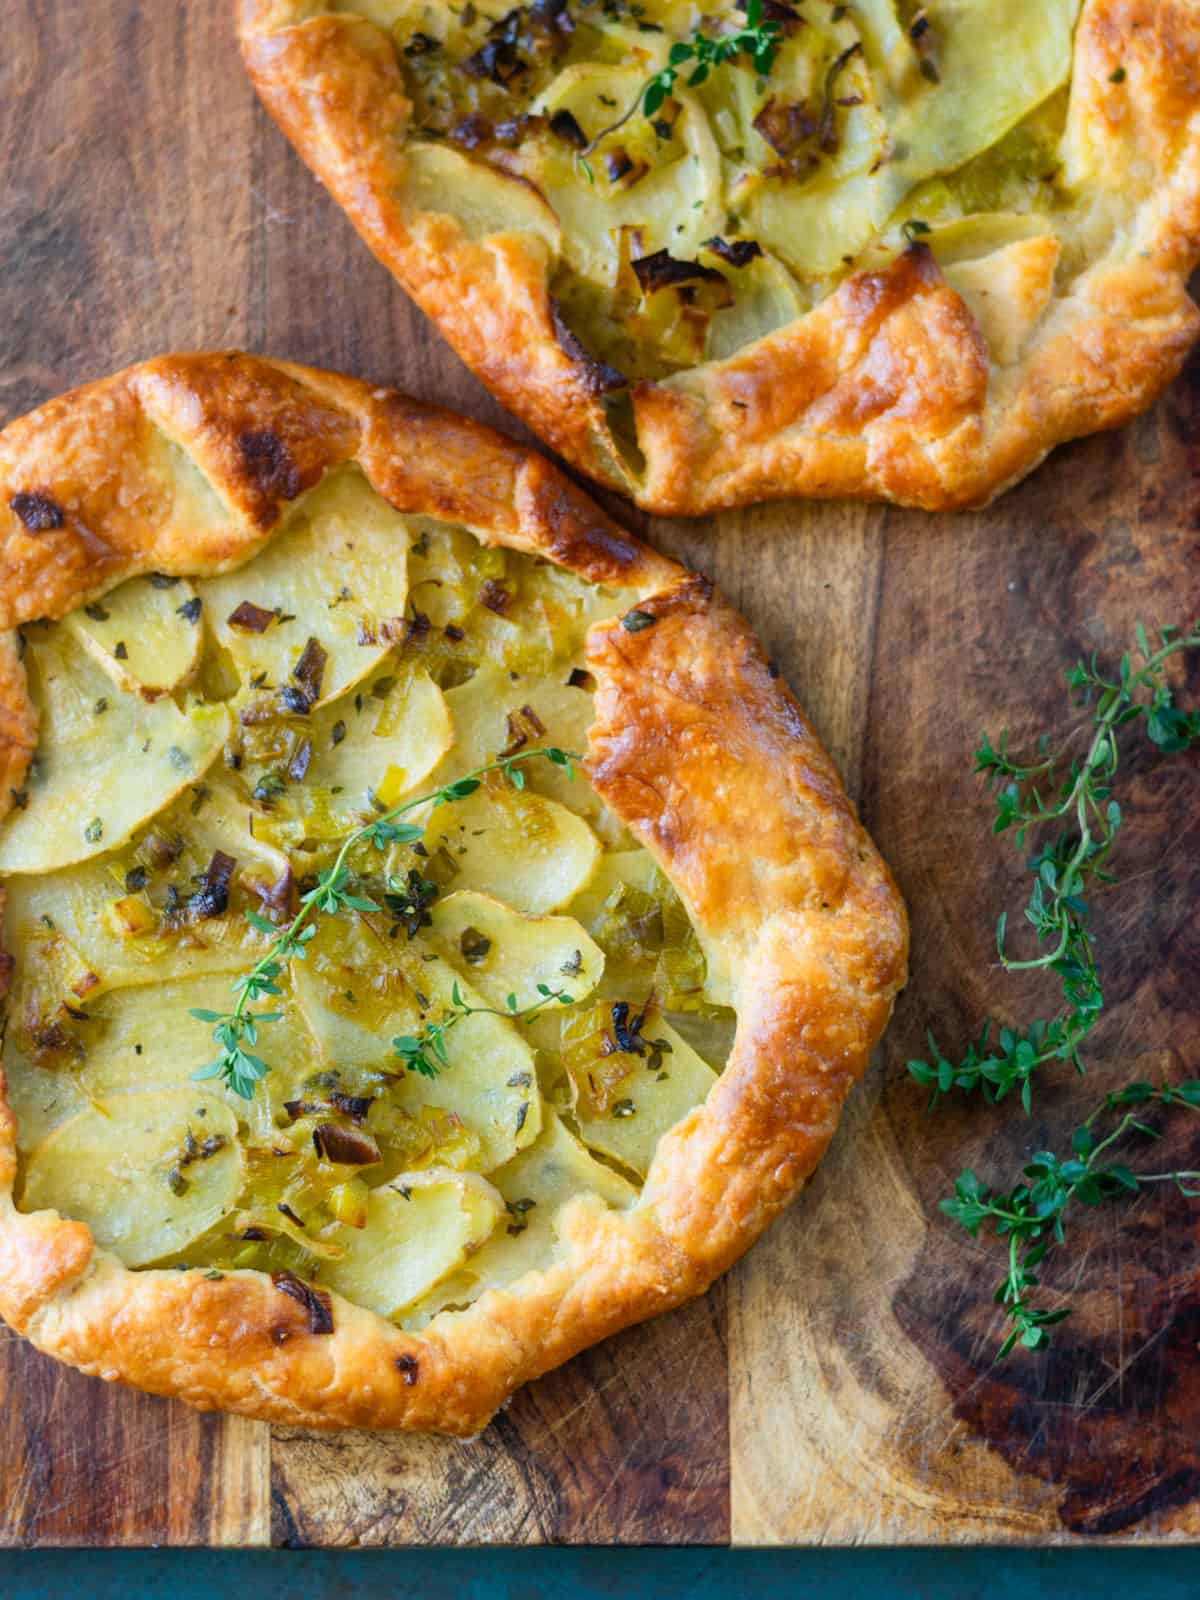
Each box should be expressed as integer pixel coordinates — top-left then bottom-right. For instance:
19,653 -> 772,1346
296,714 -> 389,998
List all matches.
2,1040 -> 89,1160
4,972 -> 322,1154
530,66 -> 723,284
426,890 -> 603,1012
705,248 -> 809,362
745,169 -> 892,282
884,0 -> 1078,194
290,917 -> 542,1171
1,778 -> 287,1016
568,1016 -> 717,1180
197,467 -> 411,706
403,1113 -> 635,1328
77,972 -> 321,1107
20,1088 -> 242,1267
316,663 -> 451,807
442,666 -> 608,826
850,0 -> 922,87
248,664 -> 452,845
322,1169 -> 505,1319
747,30 -> 885,184
0,624 -> 229,876
402,142 -> 560,246
64,576 -> 204,699
919,211 -> 1055,265
424,778 -> 600,914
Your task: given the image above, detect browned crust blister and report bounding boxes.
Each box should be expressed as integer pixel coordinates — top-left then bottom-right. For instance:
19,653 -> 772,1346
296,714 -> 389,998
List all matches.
238,0 -> 1200,514
0,354 -> 906,1433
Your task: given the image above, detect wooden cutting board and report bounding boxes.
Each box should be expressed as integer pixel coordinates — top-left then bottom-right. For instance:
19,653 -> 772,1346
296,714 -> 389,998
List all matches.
1,2 -> 1197,1548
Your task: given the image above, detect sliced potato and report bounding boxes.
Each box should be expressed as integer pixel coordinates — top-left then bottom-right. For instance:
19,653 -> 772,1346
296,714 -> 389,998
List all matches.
324,662 -> 451,803
442,666 -> 608,826
288,916 -> 425,1076
920,210 -> 1056,265
568,1016 -> 717,1180
884,0 -> 1078,195
850,0 -> 922,87
423,885 -> 600,1011
63,576 -> 204,699
2,1041 -> 89,1160
1,777 -> 287,1016
20,1088 -> 242,1267
196,466 -> 411,707
4,971 -> 323,1156
0,624 -> 229,875
530,66 -> 722,284
80,972 -> 321,1105
322,1168 -> 504,1319
745,168 -> 892,282
246,663 -> 452,844
402,142 -> 560,246
162,774 -> 292,903
426,890 -> 604,1011
747,27 -> 884,185
696,50 -> 773,160
404,1112 -> 635,1327
291,917 -> 542,1171
705,247 -> 810,363
424,777 -> 600,914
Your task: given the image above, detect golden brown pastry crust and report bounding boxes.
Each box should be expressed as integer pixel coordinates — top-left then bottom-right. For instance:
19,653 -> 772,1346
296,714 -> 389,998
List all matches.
237,0 -> 1200,515
0,354 -> 906,1433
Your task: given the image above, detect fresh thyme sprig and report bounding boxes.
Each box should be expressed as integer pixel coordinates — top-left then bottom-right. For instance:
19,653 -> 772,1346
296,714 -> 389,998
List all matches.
576,0 -> 782,170
191,745 -> 579,1099
911,621 -> 1200,1358
393,979 -> 574,1080
944,1079 -> 1200,1356
909,621 -> 1200,1112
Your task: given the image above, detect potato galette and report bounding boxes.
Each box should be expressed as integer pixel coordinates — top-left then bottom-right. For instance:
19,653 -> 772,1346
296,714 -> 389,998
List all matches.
0,355 -> 905,1432
240,0 -> 1200,514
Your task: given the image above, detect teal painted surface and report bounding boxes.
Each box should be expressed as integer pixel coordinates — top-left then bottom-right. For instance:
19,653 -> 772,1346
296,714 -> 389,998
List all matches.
5,1549 -> 1200,1599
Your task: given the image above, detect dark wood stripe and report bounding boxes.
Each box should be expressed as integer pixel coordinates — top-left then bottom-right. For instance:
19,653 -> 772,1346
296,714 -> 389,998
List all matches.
270,1288 -> 729,1546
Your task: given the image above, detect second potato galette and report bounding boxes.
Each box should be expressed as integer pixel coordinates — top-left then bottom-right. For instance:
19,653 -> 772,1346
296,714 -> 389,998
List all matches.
241,0 -> 1200,512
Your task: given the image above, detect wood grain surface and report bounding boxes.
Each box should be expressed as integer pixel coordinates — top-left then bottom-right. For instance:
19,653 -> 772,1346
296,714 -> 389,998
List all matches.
1,0 -> 1197,1548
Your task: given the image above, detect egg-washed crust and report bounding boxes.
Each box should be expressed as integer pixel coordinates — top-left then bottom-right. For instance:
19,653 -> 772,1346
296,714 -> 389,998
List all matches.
238,0 -> 1200,515
0,353 -> 906,1433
